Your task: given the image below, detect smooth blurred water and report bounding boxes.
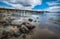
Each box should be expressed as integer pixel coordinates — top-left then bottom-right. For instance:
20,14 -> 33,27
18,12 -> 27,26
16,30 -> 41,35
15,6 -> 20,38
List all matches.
39,13 -> 60,35
39,13 -> 60,23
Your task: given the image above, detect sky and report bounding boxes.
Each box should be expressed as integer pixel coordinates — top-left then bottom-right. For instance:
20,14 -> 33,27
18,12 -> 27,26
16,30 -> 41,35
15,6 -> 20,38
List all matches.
0,0 -> 60,12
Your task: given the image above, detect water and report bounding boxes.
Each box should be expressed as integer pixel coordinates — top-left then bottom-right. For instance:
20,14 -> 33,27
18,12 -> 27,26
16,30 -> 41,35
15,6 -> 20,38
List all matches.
39,13 -> 60,37
39,13 -> 60,23
0,12 -> 60,39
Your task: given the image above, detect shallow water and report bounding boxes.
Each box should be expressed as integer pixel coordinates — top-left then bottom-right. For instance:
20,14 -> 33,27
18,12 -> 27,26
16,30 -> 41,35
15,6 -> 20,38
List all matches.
39,13 -> 60,38
0,13 -> 60,39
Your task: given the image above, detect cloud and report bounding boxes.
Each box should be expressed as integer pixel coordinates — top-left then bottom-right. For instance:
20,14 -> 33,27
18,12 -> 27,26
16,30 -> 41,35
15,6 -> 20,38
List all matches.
1,0 -> 42,10
46,0 -> 60,6
47,2 -> 60,6
44,6 -> 60,12
45,0 -> 60,12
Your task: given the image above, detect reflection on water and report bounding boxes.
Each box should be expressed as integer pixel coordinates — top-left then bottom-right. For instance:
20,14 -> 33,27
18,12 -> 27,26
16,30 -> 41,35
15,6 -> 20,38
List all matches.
39,13 -> 60,36
39,13 -> 60,24
0,12 -> 60,39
